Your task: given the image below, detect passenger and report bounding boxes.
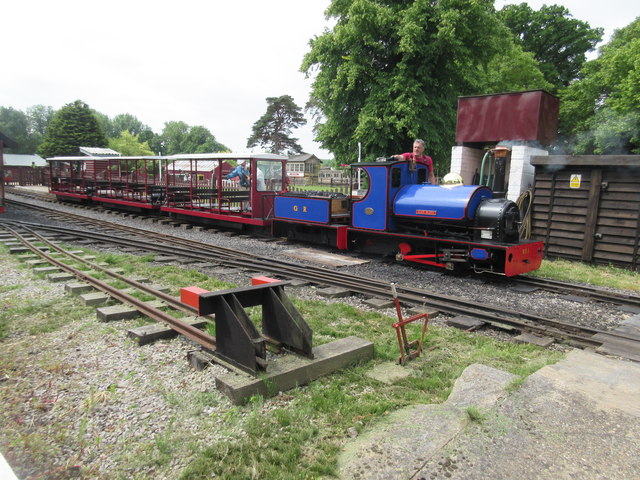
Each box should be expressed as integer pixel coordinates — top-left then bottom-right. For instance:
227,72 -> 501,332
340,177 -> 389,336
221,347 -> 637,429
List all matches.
392,139 -> 436,184
224,160 -> 250,187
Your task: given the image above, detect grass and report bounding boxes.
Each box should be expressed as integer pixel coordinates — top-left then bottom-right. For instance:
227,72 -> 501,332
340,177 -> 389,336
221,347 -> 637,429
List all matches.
1,242 -> 637,479
531,258 -> 640,292
178,308 -> 561,480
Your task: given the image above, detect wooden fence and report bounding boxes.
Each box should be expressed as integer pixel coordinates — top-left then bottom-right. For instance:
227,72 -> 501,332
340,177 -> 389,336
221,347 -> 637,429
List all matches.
530,155 -> 640,270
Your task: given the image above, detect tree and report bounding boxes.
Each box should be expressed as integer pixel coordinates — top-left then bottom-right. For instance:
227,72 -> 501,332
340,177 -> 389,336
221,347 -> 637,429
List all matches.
26,105 -> 55,137
558,17 -> 640,154
94,112 -> 150,139
160,121 -> 229,155
301,0 -> 545,168
111,113 -> 148,137
0,107 -> 33,153
498,3 -> 603,90
108,131 -> 155,156
475,35 -> 553,94
37,100 -> 108,158
0,105 -> 56,154
246,95 -> 307,154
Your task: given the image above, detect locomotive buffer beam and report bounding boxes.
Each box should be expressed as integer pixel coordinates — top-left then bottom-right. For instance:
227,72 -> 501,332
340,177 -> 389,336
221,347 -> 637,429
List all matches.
181,282 -> 313,375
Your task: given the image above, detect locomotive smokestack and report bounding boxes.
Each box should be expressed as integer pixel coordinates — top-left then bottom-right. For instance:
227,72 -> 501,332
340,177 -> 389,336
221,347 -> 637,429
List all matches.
491,146 -> 510,198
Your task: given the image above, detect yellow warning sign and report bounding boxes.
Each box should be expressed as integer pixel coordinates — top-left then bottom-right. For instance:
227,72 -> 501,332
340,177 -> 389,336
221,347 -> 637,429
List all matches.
570,174 -> 582,189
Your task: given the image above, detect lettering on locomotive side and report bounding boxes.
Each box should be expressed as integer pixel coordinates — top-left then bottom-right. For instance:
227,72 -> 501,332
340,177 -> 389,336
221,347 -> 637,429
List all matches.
416,209 -> 437,216
522,248 -> 529,255
292,205 -> 308,213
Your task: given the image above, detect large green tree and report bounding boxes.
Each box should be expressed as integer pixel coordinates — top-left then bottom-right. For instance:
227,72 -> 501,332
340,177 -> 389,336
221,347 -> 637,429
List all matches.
246,95 -> 307,154
38,100 -> 108,158
160,121 -> 228,155
558,17 -> 640,154
94,112 -> 151,139
498,3 -> 603,90
301,0 -> 546,168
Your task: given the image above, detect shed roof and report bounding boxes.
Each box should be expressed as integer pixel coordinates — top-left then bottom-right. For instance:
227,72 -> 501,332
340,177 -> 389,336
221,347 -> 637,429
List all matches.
79,147 -> 121,157
3,154 -> 47,167
288,153 -> 319,163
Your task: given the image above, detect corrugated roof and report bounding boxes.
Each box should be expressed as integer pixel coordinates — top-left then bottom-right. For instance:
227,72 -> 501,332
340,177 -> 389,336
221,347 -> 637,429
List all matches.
79,147 -> 121,156
3,154 -> 47,167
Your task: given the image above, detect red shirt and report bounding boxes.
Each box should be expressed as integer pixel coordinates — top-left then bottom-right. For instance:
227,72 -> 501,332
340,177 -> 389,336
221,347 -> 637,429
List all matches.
400,152 -> 433,172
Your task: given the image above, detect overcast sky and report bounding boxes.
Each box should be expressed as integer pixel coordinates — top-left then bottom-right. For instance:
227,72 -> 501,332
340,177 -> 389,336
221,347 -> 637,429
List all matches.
2,1 -> 637,159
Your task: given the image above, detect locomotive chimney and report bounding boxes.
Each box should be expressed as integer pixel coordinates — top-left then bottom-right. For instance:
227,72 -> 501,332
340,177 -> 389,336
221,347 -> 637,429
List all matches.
491,146 -> 510,198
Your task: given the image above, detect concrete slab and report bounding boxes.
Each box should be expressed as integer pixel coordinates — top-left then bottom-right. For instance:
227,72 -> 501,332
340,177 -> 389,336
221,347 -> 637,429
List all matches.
153,256 -> 180,263
79,292 -> 111,306
46,272 -> 75,282
514,332 -> 555,347
446,315 -> 485,330
33,266 -> 60,274
407,307 -> 440,319
559,294 -> 590,303
363,297 -> 395,309
64,282 -> 94,295
339,350 -> 640,480
283,248 -> 369,267
24,259 -> 49,267
317,287 -> 352,299
96,300 -> 165,322
216,336 -> 373,404
187,350 -> 215,370
339,364 -> 516,480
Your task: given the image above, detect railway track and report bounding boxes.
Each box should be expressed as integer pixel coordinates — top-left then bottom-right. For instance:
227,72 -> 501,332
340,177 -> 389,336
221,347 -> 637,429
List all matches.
6,193 -> 640,311
2,198 -> 640,362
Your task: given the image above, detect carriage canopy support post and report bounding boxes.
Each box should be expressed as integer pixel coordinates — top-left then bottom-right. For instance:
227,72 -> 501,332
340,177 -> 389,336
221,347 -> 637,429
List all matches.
181,281 -> 313,374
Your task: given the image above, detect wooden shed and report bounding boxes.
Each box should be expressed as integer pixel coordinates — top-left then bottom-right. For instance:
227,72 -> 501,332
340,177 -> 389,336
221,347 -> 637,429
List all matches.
530,155 -> 640,270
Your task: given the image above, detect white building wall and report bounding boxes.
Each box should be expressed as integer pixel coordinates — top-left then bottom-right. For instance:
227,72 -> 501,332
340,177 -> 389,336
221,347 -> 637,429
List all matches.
506,146 -> 548,201
451,145 -> 549,201
450,146 -> 484,185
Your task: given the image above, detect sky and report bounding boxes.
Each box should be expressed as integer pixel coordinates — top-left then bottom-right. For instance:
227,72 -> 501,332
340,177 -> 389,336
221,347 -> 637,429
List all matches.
2,1 -> 638,159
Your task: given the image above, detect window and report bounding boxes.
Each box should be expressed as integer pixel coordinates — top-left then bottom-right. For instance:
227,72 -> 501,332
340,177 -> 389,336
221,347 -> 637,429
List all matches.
257,160 -> 283,191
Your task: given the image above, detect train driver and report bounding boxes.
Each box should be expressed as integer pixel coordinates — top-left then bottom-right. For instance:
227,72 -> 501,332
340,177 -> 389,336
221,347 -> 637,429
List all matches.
392,139 -> 436,184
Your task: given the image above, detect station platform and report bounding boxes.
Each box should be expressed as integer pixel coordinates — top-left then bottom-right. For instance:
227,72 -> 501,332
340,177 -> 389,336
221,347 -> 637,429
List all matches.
339,348 -> 640,479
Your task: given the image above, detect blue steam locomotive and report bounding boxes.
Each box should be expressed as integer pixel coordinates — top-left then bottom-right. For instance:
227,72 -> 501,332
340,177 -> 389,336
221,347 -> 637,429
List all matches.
273,158 -> 542,276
